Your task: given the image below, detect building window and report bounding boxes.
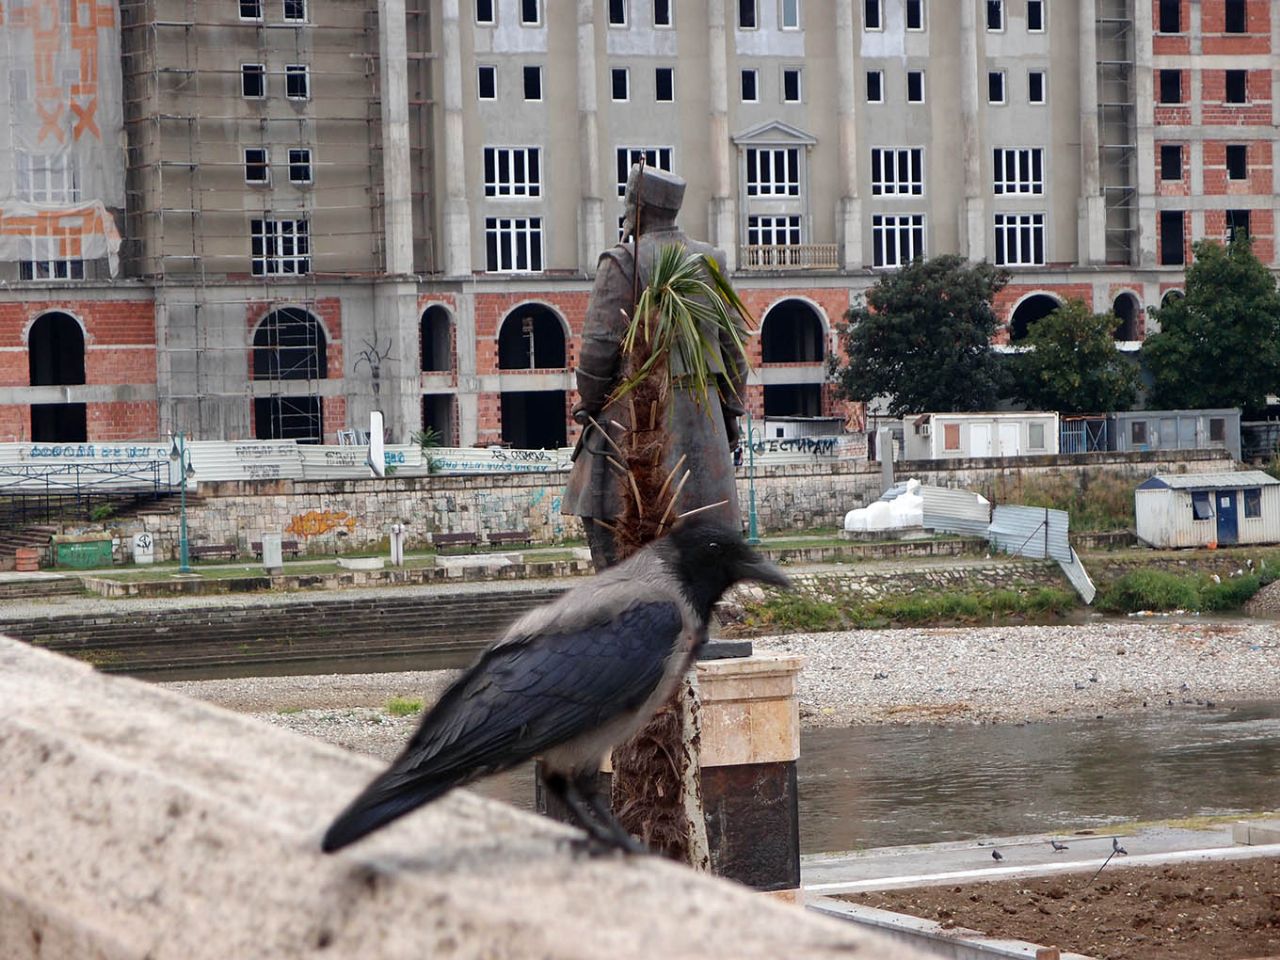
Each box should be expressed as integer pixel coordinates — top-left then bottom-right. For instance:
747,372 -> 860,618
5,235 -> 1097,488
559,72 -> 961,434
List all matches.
739,0 -> 757,29
608,0 -> 627,26
523,66 -> 542,100
283,0 -> 306,22
1226,144 -> 1247,180
520,0 -> 540,25
654,0 -> 672,26
240,0 -> 262,20
245,147 -> 269,184
872,214 -> 925,268
906,0 -> 924,30
476,0 -> 494,24
1158,70 -> 1181,103
1225,70 -> 1247,104
484,146 -> 542,198
1210,418 -> 1226,443
1244,487 -> 1261,518
864,0 -> 881,29
988,71 -> 1006,104
288,148 -> 312,183
993,148 -> 1044,195
1028,422 -> 1046,450
1226,209 -> 1250,243
781,0 -> 800,29
747,215 -> 802,246
994,212 -> 1045,266
15,153 -> 79,203
654,67 -> 674,101
251,218 -> 311,275
783,68 -> 802,102
242,63 -> 266,98
1160,144 -> 1183,180
1027,0 -> 1044,31
1191,490 -> 1213,520
745,147 -> 800,196
1130,420 -> 1147,444
740,69 -> 758,102
477,65 -> 497,100
20,254 -> 85,281
285,64 -> 309,100
1029,70 -> 1046,103
906,70 -> 924,103
986,0 -> 1003,30
943,422 -> 960,451
866,70 -> 883,103
611,67 -> 630,101
1224,0 -> 1246,33
870,147 -> 924,196
616,146 -> 674,197
1159,210 -> 1185,265
1158,0 -> 1180,32
485,216 -> 543,273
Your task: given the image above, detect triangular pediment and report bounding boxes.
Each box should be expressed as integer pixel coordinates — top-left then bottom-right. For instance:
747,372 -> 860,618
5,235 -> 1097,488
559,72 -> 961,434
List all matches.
731,119 -> 817,147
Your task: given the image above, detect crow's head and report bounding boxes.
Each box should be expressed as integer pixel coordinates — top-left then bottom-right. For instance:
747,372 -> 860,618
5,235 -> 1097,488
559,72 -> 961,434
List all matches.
661,517 -> 791,622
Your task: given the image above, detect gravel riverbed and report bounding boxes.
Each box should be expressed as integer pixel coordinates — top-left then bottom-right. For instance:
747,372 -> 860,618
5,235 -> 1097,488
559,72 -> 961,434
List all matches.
162,618 -> 1280,759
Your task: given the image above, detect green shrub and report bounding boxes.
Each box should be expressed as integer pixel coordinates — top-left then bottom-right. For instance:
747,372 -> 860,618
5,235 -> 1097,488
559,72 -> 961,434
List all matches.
1199,573 -> 1263,611
749,593 -> 843,632
386,696 -> 424,717
1098,569 -> 1200,613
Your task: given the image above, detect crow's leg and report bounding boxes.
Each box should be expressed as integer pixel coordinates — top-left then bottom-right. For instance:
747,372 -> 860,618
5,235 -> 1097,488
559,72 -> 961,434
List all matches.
542,771 -> 625,853
574,771 -> 647,855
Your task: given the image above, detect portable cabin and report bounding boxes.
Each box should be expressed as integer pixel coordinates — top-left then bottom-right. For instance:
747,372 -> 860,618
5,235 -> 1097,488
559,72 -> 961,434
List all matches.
1135,470 -> 1280,547
904,412 -> 1059,460
1112,409 -> 1242,461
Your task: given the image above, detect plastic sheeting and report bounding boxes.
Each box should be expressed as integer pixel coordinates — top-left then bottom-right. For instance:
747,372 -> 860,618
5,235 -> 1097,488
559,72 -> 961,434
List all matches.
1,0 -> 125,273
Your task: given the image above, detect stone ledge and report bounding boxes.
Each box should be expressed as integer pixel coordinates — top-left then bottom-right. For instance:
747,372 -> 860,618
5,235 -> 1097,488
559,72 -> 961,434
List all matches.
0,636 -> 930,960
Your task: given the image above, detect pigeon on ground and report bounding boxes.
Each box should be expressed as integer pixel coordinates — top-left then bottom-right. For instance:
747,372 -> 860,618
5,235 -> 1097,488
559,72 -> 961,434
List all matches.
1050,839 -> 1069,852
991,849 -> 1004,861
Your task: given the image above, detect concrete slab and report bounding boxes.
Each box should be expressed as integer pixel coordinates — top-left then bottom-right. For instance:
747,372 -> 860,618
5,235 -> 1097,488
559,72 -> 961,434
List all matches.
0,571 -> 69,582
0,635 -> 929,960
1233,819 -> 1280,845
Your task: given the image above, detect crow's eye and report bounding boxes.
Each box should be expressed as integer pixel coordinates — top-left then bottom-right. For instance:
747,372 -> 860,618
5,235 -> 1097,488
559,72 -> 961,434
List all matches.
708,541 -> 720,552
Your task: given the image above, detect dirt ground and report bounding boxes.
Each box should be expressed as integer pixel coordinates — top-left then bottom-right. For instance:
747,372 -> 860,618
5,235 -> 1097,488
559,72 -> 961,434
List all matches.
844,857 -> 1280,960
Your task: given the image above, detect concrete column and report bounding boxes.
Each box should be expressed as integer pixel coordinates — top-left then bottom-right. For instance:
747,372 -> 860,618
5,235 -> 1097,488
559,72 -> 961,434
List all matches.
707,0 -> 737,270
576,0 -> 606,275
1133,0 -> 1156,266
1076,0 -> 1106,265
959,0 -> 985,261
453,294 -> 480,445
835,0 -> 862,269
372,281 -> 420,441
441,0 -> 472,277
378,0 -> 414,276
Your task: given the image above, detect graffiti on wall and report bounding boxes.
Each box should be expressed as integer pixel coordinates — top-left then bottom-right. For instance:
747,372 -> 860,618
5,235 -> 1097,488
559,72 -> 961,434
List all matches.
285,509 -> 357,537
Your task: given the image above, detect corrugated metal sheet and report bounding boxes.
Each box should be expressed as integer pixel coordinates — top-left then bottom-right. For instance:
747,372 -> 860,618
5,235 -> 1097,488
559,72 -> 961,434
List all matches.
920,486 -> 992,537
1140,471 -> 1279,490
0,441 -> 174,491
298,445 -> 424,479
185,440 -> 304,482
429,447 -> 576,474
989,504 -> 1072,562
1059,548 -> 1097,604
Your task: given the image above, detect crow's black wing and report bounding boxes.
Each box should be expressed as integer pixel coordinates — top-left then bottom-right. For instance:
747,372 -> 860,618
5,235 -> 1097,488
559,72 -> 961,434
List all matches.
322,599 -> 683,851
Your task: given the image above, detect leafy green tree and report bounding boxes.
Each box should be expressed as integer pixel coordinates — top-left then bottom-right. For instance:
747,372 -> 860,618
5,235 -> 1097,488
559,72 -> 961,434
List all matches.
832,255 -> 1009,417
1011,299 -> 1139,413
1144,239 -> 1280,415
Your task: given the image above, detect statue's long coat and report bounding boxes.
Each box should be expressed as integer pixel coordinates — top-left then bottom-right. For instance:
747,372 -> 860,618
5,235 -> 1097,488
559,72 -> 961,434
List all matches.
561,225 -> 747,526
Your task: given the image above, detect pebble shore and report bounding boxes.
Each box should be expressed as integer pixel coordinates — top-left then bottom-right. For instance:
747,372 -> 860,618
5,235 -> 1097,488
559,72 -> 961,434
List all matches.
163,617 -> 1280,760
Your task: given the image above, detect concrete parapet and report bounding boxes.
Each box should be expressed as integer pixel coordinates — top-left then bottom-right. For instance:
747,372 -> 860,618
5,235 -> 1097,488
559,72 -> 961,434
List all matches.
1233,820 -> 1280,845
0,636 -> 929,960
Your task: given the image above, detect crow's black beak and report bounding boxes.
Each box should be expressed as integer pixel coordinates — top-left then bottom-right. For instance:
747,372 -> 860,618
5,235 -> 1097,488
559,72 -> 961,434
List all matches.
742,554 -> 791,590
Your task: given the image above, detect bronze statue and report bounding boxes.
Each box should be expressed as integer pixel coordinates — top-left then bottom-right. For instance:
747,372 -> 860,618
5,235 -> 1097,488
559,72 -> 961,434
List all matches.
562,166 -> 747,569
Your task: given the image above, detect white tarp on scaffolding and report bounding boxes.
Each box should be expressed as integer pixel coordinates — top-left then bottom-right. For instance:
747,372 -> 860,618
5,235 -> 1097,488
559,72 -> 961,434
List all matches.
1,0 -> 125,273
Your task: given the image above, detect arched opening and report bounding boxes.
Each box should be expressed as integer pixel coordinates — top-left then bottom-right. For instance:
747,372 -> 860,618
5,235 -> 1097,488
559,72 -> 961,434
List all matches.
761,299 -> 826,363
501,391 -> 567,449
1009,294 -> 1061,342
1161,289 -> 1184,308
497,304 -> 566,370
28,312 -> 85,386
252,308 -> 327,443
421,305 -> 452,372
1112,293 -> 1141,341
764,384 -> 823,418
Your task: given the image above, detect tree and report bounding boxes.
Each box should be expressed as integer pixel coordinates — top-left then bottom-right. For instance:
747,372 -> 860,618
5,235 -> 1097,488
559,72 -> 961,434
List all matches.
1144,239 -> 1280,415
1010,299 -> 1139,413
833,255 -> 1010,417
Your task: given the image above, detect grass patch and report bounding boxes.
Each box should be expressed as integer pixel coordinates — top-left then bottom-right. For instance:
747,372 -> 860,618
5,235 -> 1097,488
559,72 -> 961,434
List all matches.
276,705 -> 304,716
992,470 -> 1135,533
1098,567 -> 1275,613
386,696 -> 424,717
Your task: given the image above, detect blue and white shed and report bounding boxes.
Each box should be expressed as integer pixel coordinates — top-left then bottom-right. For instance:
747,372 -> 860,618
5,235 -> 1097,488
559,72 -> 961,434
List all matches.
1135,471 -> 1280,548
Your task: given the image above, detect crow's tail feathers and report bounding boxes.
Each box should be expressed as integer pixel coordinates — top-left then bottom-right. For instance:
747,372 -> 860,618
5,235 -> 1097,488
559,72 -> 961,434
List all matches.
321,770 -> 459,853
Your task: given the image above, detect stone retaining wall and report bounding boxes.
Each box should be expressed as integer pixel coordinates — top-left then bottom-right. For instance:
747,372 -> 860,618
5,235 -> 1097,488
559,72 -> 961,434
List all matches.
791,561 -> 1066,599
109,450 -> 1229,560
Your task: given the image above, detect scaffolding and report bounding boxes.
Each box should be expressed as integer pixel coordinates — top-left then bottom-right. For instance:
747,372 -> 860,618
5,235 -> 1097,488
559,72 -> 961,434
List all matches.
116,0 -> 433,442
1097,0 -> 1137,265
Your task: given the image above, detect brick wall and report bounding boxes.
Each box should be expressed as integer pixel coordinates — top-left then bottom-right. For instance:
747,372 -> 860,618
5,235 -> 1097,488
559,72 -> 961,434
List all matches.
88,402 -> 160,441
1199,69 -> 1271,125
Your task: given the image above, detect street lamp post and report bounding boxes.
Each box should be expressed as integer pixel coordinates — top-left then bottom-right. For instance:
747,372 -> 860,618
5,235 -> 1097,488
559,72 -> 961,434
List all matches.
745,408 -> 760,545
169,432 -> 195,573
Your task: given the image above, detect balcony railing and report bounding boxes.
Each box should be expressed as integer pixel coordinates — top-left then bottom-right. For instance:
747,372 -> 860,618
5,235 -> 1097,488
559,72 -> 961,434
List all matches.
741,244 -> 840,271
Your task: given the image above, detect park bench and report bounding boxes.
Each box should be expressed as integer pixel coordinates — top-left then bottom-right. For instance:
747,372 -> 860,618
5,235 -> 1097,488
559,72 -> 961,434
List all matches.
487,531 -> 533,547
250,539 -> 303,559
433,531 -> 480,552
188,543 -> 238,562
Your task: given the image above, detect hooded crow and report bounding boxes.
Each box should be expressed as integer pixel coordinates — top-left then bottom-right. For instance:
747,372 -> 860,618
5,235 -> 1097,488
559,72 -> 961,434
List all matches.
321,518 -> 790,854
